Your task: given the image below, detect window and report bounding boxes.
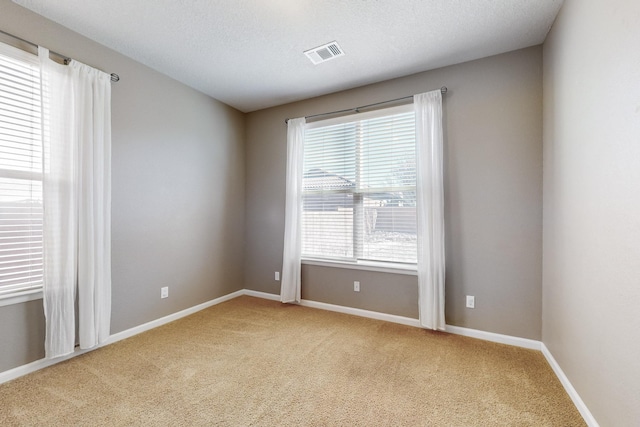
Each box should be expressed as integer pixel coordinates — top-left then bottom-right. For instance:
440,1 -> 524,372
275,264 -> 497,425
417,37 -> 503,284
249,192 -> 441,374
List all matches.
302,104 -> 417,265
0,42 -> 43,301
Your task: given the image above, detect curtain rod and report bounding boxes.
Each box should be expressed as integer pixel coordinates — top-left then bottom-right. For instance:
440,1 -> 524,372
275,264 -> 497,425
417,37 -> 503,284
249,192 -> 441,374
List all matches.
0,28 -> 120,83
284,86 -> 447,124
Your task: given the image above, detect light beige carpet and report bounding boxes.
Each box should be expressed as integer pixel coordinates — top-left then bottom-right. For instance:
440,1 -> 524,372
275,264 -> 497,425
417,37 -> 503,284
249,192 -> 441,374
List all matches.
0,296 -> 584,426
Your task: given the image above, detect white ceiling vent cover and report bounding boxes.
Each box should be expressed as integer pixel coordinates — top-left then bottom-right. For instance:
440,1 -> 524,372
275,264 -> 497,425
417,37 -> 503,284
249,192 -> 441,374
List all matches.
304,41 -> 344,65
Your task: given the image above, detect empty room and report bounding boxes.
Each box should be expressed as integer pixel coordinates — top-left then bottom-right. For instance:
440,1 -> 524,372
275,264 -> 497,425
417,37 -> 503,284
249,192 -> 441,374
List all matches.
0,0 -> 638,425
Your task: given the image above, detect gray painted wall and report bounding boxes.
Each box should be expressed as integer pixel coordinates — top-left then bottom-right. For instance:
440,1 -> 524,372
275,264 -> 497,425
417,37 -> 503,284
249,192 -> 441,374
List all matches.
245,46 -> 543,340
0,300 -> 45,370
542,0 -> 640,425
0,1 -> 245,373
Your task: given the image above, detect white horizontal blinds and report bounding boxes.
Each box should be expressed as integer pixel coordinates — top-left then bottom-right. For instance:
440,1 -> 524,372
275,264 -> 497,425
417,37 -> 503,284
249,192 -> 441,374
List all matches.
302,104 -> 417,264
358,111 -> 416,263
302,122 -> 356,260
0,42 -> 43,297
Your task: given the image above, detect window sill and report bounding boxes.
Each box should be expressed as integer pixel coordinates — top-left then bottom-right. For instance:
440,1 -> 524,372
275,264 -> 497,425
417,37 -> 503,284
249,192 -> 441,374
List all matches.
302,258 -> 417,276
0,289 -> 43,307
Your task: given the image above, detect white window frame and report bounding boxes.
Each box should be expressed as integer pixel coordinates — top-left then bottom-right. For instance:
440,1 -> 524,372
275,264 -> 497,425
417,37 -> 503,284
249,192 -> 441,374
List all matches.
301,104 -> 418,273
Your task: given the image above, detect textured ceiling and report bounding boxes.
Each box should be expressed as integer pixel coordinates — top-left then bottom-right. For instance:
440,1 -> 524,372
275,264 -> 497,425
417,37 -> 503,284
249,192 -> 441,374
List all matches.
13,0 -> 563,112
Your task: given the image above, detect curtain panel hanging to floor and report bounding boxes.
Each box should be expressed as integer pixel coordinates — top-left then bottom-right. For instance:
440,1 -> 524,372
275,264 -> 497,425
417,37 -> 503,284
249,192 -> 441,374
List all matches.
39,47 -> 112,358
280,117 -> 305,303
415,90 -> 446,330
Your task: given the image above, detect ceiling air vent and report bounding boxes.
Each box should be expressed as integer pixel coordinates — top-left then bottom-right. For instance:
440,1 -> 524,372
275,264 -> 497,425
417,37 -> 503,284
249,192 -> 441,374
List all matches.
304,41 -> 344,65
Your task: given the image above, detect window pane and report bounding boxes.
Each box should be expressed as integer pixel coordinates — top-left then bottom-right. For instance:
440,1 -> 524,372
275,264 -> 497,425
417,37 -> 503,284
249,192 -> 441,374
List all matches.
302,194 -> 354,260
361,192 -> 417,264
304,122 -> 356,184
359,112 -> 416,263
359,112 -> 416,191
0,177 -> 43,296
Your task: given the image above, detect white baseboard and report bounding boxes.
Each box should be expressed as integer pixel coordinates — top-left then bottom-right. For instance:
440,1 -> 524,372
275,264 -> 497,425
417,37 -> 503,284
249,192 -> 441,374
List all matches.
444,324 -> 541,350
241,290 -> 540,349
300,299 -> 422,328
106,289 -> 244,345
0,348 -> 91,385
244,291 -> 595,425
299,300 -> 542,349
0,287 -> 597,427
0,289 -> 245,385
241,289 -> 421,327
541,343 -> 599,427
242,289 -> 280,301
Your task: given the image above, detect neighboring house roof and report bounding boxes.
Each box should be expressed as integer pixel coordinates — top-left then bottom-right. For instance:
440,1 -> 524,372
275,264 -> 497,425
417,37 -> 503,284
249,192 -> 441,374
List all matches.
303,168 -> 402,201
303,169 -> 354,192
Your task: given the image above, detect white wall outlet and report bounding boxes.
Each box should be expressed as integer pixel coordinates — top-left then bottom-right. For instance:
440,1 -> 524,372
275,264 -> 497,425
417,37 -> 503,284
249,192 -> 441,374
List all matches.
275,271 -> 280,281
354,281 -> 360,292
161,287 -> 169,299
466,295 -> 475,308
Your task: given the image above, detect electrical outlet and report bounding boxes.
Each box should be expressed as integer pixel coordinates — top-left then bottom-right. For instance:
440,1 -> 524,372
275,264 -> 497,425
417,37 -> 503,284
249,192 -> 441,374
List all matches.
275,271 -> 280,281
161,287 -> 169,299
466,295 -> 475,308
354,281 -> 360,292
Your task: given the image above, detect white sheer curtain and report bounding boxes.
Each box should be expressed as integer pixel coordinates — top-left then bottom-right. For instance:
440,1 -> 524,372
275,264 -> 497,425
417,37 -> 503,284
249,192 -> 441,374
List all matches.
281,117 -> 305,303
39,47 -> 112,358
415,90 -> 446,330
